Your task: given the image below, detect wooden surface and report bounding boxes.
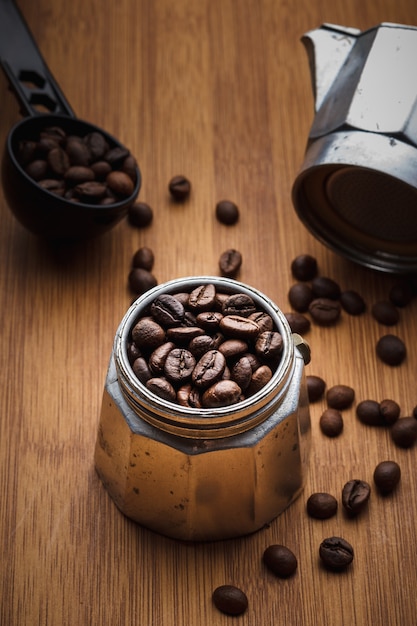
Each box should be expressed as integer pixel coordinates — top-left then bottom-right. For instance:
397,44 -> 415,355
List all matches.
1,1 -> 417,624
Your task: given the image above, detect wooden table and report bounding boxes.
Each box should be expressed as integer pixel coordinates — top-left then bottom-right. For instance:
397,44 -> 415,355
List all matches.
1,1 -> 416,624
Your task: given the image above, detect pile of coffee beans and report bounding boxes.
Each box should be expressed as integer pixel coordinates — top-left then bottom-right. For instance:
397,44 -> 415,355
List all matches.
17,125 -> 138,204
127,284 -> 284,408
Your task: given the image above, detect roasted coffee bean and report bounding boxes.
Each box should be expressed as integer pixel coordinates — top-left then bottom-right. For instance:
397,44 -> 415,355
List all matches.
64,165 -> 95,184
220,314 -> 259,339
255,331 -> 283,359
340,290 -> 366,315
379,399 -> 400,425
151,294 -> 185,326
168,175 -> 191,200
221,293 -> 256,317
320,409 -> 343,437
231,356 -> 253,390
189,284 -> 217,311
249,311 -> 273,333
284,312 -> 311,334
373,460 -> 401,495
127,342 -> 141,364
91,160 -> 112,180
247,364 -> 273,395
132,357 -> 152,384
132,246 -> 155,271
288,283 -> 314,312
166,325 -> 205,343
107,170 -> 135,196
215,199 -> 239,225
312,276 -> 341,300
202,379 -> 242,407
306,375 -> 326,402
389,280 -> 414,307
319,537 -> 354,570
26,159 -> 48,180
65,137 -> 91,165
306,492 -> 338,519
128,202 -> 153,228
105,146 -> 130,167
309,298 -> 341,326
326,385 -> 354,410
18,139 -> 37,164
356,400 -> 382,426
132,317 -> 165,349
128,268 -> 158,295
177,384 -> 201,408
212,585 -> 248,616
342,479 -> 371,516
372,300 -> 399,325
219,249 -> 242,277
263,544 -> 298,578
390,417 -> 417,448
47,146 -> 70,175
218,339 -> 248,359
189,333 -> 223,358
146,377 -> 176,402
38,179 -> 65,195
196,311 -> 223,330
291,254 -> 318,281
376,334 -> 406,366
164,348 -> 196,383
148,342 -> 176,375
84,131 -> 109,160
74,180 -> 107,201
192,350 -> 226,388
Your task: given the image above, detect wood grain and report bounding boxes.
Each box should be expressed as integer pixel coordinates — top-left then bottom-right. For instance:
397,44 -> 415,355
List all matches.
1,1 -> 417,624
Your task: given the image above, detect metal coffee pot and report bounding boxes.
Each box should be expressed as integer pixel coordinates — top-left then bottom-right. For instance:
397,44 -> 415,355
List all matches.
292,23 -> 417,273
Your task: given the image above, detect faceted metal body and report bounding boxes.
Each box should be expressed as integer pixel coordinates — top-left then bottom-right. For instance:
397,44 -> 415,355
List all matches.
292,23 -> 417,273
95,277 -> 311,541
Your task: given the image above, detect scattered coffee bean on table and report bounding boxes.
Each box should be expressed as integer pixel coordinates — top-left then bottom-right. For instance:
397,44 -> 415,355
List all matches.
215,200 -> 239,225
218,249 -> 242,277
263,544 -> 298,578
132,247 -> 155,271
308,298 -> 341,326
319,537 -> 354,570
356,399 -> 382,426
390,417 -> 417,448
371,301 -> 399,326
320,408 -> 343,437
376,334 -> 406,366
306,375 -> 326,402
373,461 -> 401,495
341,479 -> 371,516
311,276 -> 341,300
284,312 -> 311,335
306,492 -> 338,519
128,268 -> 158,296
340,290 -> 366,315
290,254 -> 318,281
379,399 -> 401,425
128,202 -> 153,228
168,175 -> 191,201
212,585 -> 248,616
326,385 -> 355,410
288,283 -> 314,312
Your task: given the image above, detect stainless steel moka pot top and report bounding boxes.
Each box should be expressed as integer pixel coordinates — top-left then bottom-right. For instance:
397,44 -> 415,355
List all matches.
292,23 -> 417,273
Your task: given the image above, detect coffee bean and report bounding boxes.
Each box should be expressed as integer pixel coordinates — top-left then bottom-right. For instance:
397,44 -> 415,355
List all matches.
341,479 -> 371,516
65,137 -> 91,165
151,294 -> 185,327
25,159 -> 48,180
219,249 -> 242,277
189,284 -> 217,311
284,312 -> 311,334
18,139 -> 38,164
167,326 -> 205,344
255,331 -> 283,359
91,160 -> 112,180
218,339 -> 248,359
340,290 -> 366,315
84,131 -> 109,160
249,311 -> 273,333
177,384 -> 202,408
220,315 -> 260,339
309,298 -> 341,326
326,384 -> 354,410
146,377 -> 176,402
356,400 -> 382,426
168,175 -> 191,200
164,348 -> 196,383
189,334 -> 223,358
222,293 -> 256,317
132,357 -> 152,384
247,364 -> 273,395
288,283 -> 314,312
38,179 -> 65,195
391,417 -> 417,448
306,492 -> 338,519
105,146 -> 130,167
291,254 -> 318,281
389,280 -> 414,307
373,461 -> 401,495
215,199 -> 239,225
132,317 -> 165,349
320,408 -> 343,437
202,379 -> 242,407
74,181 -> 107,201
212,585 -> 248,616
149,342 -> 176,375
106,170 -> 135,197
231,356 -> 253,390
263,544 -> 298,578
306,375 -> 326,402
192,350 -> 226,388
376,334 -> 406,366
128,202 -> 153,228
47,146 -> 70,175
319,537 -> 354,570
379,399 -> 400,425
128,268 -> 158,295
372,301 -> 399,325
132,246 -> 155,271
312,276 -> 341,300
64,165 -> 95,184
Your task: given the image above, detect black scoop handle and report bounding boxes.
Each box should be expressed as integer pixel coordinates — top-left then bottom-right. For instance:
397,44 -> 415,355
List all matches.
0,0 -> 75,117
